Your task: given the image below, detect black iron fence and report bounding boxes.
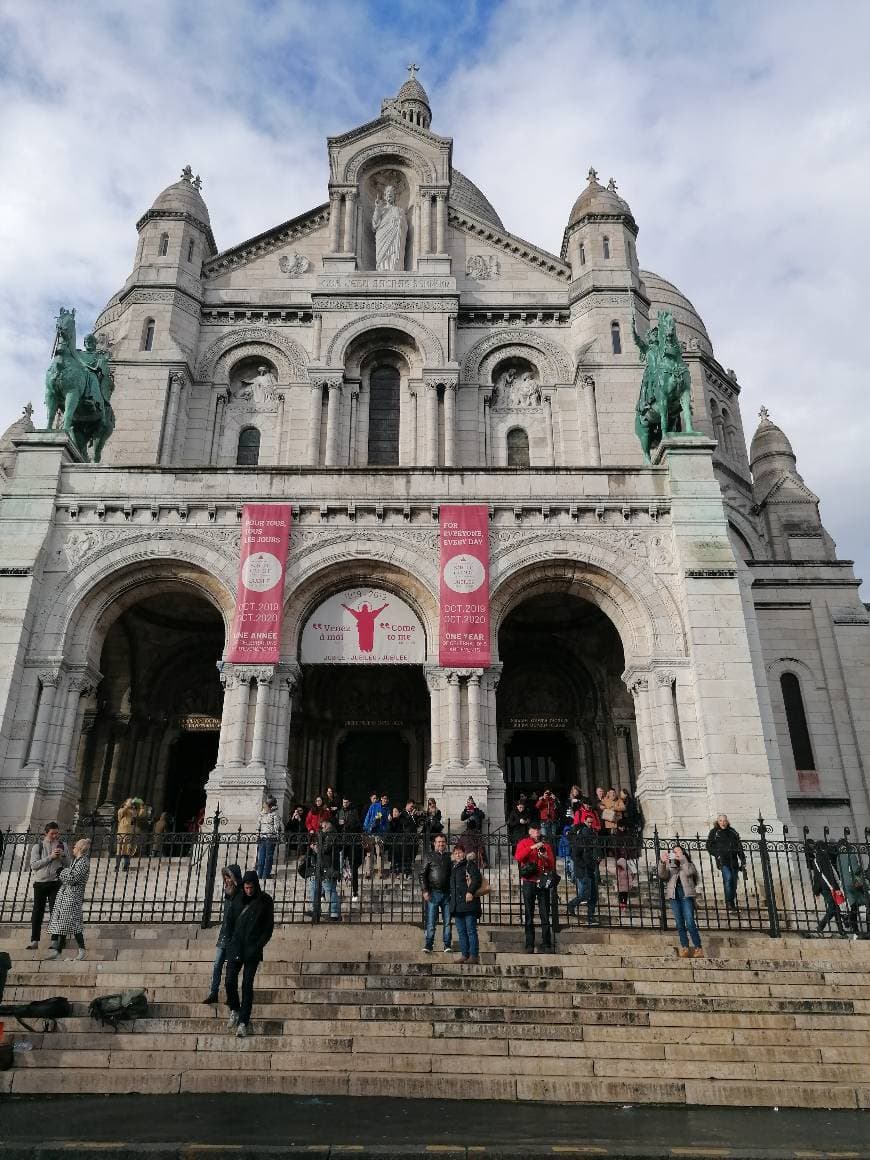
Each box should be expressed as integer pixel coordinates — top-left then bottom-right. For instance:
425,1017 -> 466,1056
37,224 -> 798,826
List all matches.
1,814 -> 868,939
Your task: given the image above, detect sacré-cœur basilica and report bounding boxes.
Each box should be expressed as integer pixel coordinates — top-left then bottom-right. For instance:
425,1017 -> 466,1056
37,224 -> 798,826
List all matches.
1,71 -> 868,838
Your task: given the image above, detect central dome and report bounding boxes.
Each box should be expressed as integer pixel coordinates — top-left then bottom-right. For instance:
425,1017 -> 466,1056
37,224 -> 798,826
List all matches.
450,169 -> 504,230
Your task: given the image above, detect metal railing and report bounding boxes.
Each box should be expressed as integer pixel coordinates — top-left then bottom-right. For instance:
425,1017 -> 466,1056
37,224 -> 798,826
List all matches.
1,813 -> 867,939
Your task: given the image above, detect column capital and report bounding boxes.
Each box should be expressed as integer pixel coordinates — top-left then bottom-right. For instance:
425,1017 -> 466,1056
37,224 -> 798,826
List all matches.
655,669 -> 675,686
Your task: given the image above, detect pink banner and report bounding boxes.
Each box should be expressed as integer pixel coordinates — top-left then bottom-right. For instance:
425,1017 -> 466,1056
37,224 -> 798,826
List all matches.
439,504 -> 490,667
226,503 -> 292,663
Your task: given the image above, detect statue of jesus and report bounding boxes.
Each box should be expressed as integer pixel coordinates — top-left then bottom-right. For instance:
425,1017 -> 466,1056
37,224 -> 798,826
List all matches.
371,185 -> 407,271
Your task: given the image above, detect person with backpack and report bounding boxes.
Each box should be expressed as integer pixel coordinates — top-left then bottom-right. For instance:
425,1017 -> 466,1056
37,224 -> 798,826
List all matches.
225,869 -> 274,1038
567,813 -> 603,925
203,865 -> 243,1004
26,821 -> 70,950
705,814 -> 745,910
46,838 -> 91,960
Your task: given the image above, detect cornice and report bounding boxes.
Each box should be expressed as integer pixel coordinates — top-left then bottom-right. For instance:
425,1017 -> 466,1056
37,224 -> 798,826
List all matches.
448,207 -> 570,282
135,208 -> 217,255
203,205 -> 330,278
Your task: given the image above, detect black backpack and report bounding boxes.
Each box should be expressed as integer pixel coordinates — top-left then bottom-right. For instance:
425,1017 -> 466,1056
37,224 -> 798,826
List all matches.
88,988 -> 149,1030
0,996 -> 72,1033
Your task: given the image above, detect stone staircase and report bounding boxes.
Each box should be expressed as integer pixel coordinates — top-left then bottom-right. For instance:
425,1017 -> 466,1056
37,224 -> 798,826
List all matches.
1,923 -> 869,1107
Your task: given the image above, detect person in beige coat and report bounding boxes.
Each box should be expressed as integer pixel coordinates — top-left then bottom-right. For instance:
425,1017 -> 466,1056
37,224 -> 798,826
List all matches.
658,844 -> 703,957
115,799 -> 139,872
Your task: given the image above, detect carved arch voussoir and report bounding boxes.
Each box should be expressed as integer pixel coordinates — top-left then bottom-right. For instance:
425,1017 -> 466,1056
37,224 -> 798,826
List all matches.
343,141 -> 436,185
326,313 -> 444,367
195,327 -> 309,383
462,331 -> 574,386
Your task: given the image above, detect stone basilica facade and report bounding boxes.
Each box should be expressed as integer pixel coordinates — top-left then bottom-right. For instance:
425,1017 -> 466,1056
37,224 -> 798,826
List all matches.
1,74 -> 868,836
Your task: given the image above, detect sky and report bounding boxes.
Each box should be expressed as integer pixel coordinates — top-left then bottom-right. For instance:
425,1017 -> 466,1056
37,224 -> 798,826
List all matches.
0,0 -> 868,585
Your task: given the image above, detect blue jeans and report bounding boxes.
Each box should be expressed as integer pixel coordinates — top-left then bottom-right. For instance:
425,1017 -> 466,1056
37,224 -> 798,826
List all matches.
721,864 -> 737,906
307,875 -> 340,918
256,839 -> 276,880
209,944 -> 227,997
454,913 -> 478,958
670,896 -> 702,948
571,869 -> 599,918
425,890 -> 452,949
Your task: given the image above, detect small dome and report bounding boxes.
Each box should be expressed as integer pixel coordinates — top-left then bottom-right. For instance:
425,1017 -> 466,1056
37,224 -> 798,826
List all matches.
450,169 -> 504,229
0,403 -> 35,476
641,270 -> 713,357
397,75 -> 430,107
569,168 -> 632,226
150,165 -> 210,224
750,408 -> 796,472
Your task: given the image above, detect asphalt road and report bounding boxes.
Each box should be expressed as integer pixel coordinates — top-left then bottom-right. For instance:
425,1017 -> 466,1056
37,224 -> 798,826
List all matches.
1,1096 -> 869,1158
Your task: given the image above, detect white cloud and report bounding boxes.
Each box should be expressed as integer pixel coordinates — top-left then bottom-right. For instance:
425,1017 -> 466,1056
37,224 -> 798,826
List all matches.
0,0 -> 867,582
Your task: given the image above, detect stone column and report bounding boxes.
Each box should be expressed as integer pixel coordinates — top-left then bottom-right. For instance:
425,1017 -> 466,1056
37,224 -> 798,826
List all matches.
543,393 -> 556,465
448,316 -> 457,362
467,672 -> 482,767
249,669 -> 274,767
325,381 -> 342,466
435,192 -> 447,254
655,669 -> 684,770
425,666 -> 443,774
483,393 -> 493,466
229,674 -> 251,766
343,190 -> 357,254
629,676 -> 656,775
271,666 -> 300,795
209,389 -> 229,464
580,374 -> 601,466
426,383 -> 439,466
216,667 -> 236,766
52,673 -> 96,775
161,370 -> 187,465
443,382 -> 457,467
328,192 -> 342,252
307,383 -> 323,466
614,723 -> 632,788
447,672 -> 462,766
401,381 -> 419,466
420,193 -> 431,255
312,313 -> 323,361
348,384 -> 360,466
105,720 -> 130,803
24,669 -> 61,770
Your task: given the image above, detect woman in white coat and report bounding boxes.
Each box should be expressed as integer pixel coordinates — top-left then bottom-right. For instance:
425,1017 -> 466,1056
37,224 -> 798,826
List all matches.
46,838 -> 91,960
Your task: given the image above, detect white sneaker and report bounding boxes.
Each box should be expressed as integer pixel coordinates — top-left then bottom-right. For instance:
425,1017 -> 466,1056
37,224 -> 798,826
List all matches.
442,946 -> 454,953
227,1012 -> 240,1029
236,1022 -> 248,1038
26,941 -> 38,950
75,949 -> 87,961
351,895 -> 359,903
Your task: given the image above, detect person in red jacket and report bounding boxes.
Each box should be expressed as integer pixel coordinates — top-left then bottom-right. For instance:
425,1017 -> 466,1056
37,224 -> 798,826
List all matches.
536,789 -> 559,845
515,822 -> 556,953
305,796 -> 331,834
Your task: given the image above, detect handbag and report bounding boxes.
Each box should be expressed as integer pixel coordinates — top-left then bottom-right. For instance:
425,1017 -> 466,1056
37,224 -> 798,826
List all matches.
832,888 -> 846,906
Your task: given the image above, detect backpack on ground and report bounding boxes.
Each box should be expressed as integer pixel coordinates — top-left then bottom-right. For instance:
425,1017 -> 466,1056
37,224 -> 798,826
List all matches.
0,996 -> 72,1033
88,988 -> 148,1030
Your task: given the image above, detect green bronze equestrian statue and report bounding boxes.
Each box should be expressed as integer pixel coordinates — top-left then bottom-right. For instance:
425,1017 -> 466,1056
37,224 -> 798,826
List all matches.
632,308 -> 696,464
44,308 -> 115,462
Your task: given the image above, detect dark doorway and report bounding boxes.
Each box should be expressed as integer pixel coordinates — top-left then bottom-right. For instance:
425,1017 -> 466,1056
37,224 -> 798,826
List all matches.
165,731 -> 218,830
504,730 -> 577,802
337,731 -> 409,807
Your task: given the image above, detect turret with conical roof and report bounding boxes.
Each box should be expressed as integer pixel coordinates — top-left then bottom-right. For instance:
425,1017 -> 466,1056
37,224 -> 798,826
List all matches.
381,63 -> 432,130
749,408 -> 836,560
562,167 -> 639,282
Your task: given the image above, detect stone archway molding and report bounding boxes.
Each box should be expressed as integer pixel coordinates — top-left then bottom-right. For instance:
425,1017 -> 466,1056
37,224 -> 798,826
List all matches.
325,313 -> 444,368
195,327 -> 310,383
462,330 -> 574,385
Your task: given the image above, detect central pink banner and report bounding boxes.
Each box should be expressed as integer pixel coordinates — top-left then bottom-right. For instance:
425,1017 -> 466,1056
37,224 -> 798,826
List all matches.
227,503 -> 292,663
439,504 -> 490,667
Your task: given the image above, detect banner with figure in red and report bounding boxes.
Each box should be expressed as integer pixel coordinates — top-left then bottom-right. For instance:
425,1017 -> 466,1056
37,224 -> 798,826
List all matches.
227,504 -> 292,663
439,504 -> 490,666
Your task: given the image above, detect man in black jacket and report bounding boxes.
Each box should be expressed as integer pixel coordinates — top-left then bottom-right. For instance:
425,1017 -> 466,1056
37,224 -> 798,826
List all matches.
449,844 -> 483,964
204,864 -> 243,1004
420,833 -> 453,953
567,818 -> 601,925
336,797 -> 363,902
705,814 -> 745,910
225,870 -> 274,1038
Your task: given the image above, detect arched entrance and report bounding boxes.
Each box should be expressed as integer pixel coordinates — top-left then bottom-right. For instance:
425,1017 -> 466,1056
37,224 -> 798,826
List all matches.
77,590 -> 225,827
497,592 -> 638,805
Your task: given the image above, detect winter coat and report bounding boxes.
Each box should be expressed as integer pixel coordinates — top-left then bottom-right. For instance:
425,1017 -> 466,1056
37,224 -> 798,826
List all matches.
421,809 -> 444,840
449,856 -> 483,917
573,805 -> 602,833
568,824 -> 602,878
835,847 -> 868,908
305,806 -> 331,834
363,802 -> 390,835
536,794 -> 559,824
657,854 -> 700,900
507,807 -> 532,849
456,826 -> 486,868
48,855 -> 90,936
29,837 -> 70,884
705,824 -> 745,871
806,842 -> 843,898
419,849 -> 452,893
227,885 -> 274,964
216,865 -> 244,948
514,836 -> 556,883
116,804 -> 138,857
460,805 -> 485,827
257,807 -> 281,841
600,790 -> 623,832
620,793 -> 642,831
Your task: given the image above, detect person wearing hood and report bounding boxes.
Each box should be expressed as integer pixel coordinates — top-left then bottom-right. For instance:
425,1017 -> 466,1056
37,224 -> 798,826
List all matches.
225,870 -> 274,1038
204,865 -> 243,1004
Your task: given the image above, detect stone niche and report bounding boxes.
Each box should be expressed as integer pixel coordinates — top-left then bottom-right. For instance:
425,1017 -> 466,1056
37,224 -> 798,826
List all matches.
228,356 -> 279,413
488,356 -> 547,467
359,164 -> 414,272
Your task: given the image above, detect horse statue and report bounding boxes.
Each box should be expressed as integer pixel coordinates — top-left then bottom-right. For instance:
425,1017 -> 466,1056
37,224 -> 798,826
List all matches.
632,309 -> 696,464
44,308 -> 115,462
